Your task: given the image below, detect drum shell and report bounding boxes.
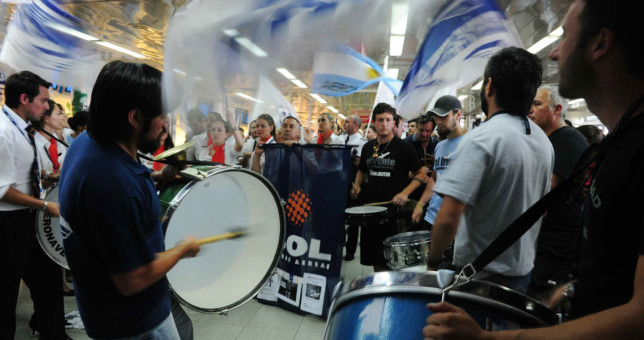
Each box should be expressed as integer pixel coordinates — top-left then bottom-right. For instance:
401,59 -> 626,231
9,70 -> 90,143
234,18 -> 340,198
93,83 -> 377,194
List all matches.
160,166 -> 286,314
35,184 -> 69,269
383,231 -> 431,270
344,206 -> 391,226
324,272 -> 557,339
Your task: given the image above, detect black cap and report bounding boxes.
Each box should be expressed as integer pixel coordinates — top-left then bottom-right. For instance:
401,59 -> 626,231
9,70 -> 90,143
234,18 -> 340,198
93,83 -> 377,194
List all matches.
428,95 -> 462,117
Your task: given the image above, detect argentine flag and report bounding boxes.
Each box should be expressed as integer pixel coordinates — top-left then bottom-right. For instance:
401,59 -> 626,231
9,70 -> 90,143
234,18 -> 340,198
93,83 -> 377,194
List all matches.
397,0 -> 521,118
312,44 -> 402,97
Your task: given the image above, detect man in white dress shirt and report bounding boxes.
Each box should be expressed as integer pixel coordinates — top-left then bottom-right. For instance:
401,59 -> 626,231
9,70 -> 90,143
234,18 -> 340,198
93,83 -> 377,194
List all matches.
0,71 -> 67,339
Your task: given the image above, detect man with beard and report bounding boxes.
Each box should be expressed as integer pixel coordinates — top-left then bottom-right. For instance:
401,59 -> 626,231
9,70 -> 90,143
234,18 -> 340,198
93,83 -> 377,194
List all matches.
426,47 -> 553,294
423,1 -> 644,339
59,61 -> 200,339
411,96 -> 466,235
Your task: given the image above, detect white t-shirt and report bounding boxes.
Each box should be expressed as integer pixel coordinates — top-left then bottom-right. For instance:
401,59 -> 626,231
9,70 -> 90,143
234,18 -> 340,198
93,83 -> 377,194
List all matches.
197,141 -> 241,166
186,132 -> 209,161
434,114 -> 554,276
345,132 -> 367,157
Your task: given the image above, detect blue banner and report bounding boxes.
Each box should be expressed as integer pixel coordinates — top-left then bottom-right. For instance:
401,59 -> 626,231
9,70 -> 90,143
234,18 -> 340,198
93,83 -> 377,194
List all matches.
257,144 -> 351,317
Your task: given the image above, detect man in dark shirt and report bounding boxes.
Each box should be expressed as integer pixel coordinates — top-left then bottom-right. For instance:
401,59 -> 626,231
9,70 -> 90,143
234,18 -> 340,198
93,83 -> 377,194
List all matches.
351,103 -> 425,271
423,0 -> 644,338
527,85 -> 588,299
59,61 -> 200,339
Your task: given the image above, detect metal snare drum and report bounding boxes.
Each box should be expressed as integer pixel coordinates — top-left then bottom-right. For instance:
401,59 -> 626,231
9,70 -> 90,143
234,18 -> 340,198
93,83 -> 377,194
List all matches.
324,271 -> 557,339
344,206 -> 389,226
383,230 -> 431,270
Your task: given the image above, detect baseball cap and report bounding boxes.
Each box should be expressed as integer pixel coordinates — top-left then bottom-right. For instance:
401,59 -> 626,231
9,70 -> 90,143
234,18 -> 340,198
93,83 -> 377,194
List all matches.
428,95 -> 462,117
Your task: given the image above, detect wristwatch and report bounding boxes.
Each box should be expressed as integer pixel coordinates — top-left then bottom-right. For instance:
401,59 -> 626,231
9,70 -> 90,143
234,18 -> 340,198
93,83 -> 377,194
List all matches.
41,200 -> 48,211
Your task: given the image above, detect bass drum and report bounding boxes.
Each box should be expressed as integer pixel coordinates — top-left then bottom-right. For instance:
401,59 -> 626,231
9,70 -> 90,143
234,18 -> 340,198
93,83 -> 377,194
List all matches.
35,184 -> 69,269
324,271 -> 557,339
160,166 -> 285,313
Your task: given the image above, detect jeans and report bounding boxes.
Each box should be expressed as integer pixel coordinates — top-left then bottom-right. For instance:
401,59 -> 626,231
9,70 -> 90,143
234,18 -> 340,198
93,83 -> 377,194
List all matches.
113,313 -> 180,340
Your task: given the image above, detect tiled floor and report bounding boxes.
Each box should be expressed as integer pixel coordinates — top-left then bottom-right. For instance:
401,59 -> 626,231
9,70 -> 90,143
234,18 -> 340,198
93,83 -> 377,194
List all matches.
14,243 -> 372,340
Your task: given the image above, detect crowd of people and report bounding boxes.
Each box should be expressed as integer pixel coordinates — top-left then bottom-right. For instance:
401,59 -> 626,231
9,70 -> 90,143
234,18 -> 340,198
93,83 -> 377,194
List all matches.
0,0 -> 641,339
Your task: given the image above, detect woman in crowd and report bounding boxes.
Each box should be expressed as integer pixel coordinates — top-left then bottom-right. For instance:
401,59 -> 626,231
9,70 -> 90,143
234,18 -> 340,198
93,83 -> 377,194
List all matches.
198,115 -> 244,166
316,112 -> 344,144
251,113 -> 276,173
65,110 -> 89,145
31,99 -> 74,335
34,99 -> 67,189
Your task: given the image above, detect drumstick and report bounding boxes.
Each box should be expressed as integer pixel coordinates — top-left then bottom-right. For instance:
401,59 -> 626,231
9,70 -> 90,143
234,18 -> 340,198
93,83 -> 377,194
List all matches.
196,230 -> 246,245
364,201 -> 391,206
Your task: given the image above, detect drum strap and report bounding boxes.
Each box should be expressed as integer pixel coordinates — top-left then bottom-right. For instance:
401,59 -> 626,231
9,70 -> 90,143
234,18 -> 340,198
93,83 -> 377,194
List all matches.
36,127 -> 226,167
462,94 -> 644,280
137,152 -> 225,167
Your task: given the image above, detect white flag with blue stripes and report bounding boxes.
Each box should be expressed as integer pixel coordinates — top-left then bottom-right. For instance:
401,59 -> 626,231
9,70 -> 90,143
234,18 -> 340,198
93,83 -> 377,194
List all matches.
396,0 -> 521,118
312,44 -> 402,97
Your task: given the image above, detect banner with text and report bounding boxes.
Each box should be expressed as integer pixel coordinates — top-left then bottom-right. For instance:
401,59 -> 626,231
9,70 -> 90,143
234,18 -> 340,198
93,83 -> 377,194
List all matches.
258,144 -> 351,317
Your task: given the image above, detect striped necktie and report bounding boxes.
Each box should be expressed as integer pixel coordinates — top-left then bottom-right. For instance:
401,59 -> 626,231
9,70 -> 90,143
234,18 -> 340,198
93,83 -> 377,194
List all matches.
25,125 -> 41,198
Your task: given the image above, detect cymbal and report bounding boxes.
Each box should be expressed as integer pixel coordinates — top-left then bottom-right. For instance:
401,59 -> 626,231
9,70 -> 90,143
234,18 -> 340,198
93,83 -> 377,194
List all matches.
152,140 -> 195,161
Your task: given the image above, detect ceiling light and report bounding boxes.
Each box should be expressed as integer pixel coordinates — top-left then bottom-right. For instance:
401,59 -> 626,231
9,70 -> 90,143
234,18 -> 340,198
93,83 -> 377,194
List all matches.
291,79 -> 307,88
550,26 -> 563,37
527,27 -> 563,54
458,95 -> 468,101
48,23 -> 98,41
234,37 -> 268,57
390,35 -> 405,57
311,94 -> 327,104
337,113 -> 347,120
276,68 -> 296,79
95,41 -> 145,58
471,80 -> 483,90
223,29 -> 241,37
387,68 -> 399,79
173,69 -> 187,76
235,92 -> 263,103
327,106 -> 338,113
391,3 -> 409,35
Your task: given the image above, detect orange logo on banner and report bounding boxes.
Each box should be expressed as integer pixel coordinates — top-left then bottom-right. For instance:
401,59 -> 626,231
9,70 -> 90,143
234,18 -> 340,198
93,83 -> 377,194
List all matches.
285,189 -> 312,226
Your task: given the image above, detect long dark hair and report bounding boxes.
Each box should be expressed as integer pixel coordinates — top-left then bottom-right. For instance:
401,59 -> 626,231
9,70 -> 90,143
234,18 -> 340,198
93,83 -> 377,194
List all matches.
87,61 -> 163,145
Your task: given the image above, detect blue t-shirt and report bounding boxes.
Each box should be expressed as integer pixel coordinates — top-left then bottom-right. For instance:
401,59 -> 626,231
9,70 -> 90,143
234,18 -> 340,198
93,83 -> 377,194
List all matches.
59,133 -> 170,339
425,135 -> 463,224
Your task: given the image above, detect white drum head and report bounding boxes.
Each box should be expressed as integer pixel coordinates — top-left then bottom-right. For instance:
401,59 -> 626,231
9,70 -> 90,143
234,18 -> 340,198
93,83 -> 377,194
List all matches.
345,206 -> 387,214
163,168 -> 285,313
35,185 -> 69,269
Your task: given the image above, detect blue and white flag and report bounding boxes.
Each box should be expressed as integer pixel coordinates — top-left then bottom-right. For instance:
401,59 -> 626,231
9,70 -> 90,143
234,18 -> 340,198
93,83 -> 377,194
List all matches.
312,44 -> 403,97
0,0 -> 98,90
396,0 -> 521,118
